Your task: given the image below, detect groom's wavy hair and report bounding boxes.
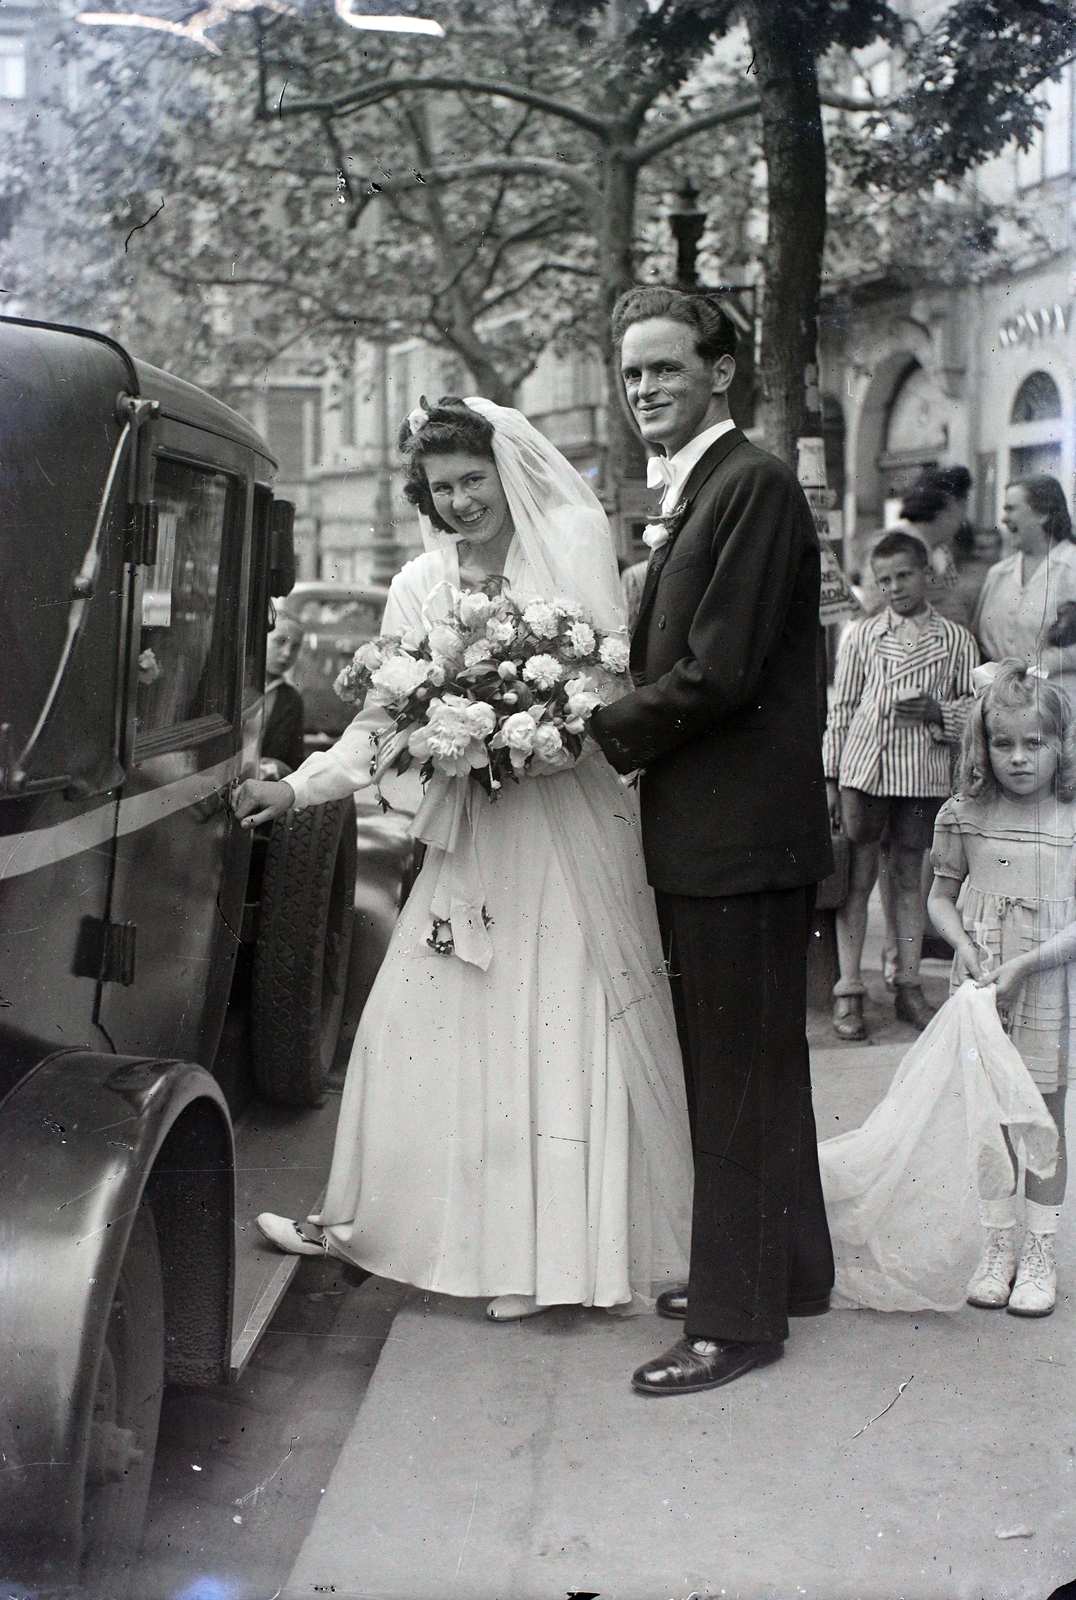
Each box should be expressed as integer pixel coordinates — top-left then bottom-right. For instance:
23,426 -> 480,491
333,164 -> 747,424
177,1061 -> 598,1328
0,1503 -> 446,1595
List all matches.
397,397 -> 497,533
957,661 -> 1076,803
610,285 -> 738,362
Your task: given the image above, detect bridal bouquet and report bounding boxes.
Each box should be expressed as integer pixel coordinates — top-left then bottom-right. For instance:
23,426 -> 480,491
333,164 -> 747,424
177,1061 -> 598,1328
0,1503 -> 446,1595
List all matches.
334,578 -> 630,796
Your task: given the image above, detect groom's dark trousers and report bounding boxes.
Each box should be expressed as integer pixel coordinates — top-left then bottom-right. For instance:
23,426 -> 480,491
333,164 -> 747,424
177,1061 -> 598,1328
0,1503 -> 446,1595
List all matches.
592,426 -> 835,1347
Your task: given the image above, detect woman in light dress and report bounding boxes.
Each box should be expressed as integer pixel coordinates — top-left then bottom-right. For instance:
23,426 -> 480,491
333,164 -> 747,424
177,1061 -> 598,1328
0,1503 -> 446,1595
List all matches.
234,397 -> 692,1321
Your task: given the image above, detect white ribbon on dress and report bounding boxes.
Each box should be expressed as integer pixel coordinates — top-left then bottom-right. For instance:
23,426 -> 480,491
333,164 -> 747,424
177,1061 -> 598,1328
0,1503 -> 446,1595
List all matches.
409,773 -> 493,969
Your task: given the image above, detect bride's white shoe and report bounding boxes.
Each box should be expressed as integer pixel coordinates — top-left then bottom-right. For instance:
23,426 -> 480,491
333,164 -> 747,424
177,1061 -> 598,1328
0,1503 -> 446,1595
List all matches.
256,1212 -> 329,1256
486,1294 -> 549,1321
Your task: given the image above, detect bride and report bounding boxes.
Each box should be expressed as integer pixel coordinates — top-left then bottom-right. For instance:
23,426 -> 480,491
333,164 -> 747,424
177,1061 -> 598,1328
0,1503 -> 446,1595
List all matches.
234,396 -> 693,1321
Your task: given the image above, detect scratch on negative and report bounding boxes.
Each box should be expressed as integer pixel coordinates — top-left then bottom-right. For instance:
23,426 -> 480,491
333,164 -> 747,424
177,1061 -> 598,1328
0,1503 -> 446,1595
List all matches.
125,197 -> 165,252
852,1375 -> 914,1440
235,1434 -> 299,1509
454,1479 -> 479,1580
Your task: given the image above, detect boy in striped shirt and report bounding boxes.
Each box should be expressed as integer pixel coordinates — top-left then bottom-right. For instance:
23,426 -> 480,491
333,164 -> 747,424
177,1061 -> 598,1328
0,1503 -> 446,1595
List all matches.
824,530 -> 979,1041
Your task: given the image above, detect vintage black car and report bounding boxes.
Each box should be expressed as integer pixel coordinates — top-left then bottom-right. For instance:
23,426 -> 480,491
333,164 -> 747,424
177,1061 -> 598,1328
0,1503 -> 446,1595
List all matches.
0,317 -> 416,1587
280,580 -> 390,739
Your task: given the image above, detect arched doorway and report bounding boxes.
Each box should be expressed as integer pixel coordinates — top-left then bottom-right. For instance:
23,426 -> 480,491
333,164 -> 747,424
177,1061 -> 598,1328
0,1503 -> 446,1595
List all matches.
1008,370 -> 1064,482
878,360 -> 951,506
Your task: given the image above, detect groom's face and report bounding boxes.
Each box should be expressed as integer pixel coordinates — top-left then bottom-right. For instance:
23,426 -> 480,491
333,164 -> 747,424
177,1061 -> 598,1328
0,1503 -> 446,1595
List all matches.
620,317 -> 728,457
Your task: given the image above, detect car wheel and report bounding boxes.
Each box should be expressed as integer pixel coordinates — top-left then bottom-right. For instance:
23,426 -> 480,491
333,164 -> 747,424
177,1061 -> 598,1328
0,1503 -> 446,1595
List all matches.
251,797 -> 357,1105
80,1201 -> 165,1588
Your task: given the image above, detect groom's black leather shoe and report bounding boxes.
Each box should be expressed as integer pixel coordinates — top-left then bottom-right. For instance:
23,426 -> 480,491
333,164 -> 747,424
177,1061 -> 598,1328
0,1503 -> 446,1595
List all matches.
656,1285 -> 688,1319
656,1286 -> 830,1320
632,1336 -> 782,1396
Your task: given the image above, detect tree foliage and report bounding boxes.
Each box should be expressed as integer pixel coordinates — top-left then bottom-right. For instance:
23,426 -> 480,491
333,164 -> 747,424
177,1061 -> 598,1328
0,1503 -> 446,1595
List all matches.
4,0 -> 1074,464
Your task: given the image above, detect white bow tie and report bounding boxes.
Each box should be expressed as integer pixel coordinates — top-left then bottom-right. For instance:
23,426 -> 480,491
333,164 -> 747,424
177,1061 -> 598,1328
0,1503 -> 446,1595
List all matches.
646,454 -> 674,491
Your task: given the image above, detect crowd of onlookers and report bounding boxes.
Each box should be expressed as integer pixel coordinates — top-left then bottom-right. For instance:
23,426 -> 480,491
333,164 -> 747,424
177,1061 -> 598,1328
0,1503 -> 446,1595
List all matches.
821,466 -> 1076,1041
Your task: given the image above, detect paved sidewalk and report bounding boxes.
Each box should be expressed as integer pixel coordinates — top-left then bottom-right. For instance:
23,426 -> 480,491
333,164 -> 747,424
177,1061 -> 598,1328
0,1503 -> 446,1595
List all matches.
284,903 -> 1076,1600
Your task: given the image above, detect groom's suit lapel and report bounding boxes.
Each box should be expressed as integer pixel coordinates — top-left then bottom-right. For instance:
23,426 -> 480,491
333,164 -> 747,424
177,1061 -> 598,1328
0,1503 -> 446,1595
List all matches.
631,427 -> 747,659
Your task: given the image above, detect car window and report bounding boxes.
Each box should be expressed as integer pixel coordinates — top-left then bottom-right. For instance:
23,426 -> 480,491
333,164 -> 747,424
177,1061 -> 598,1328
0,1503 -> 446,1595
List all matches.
135,457 -> 243,746
295,598 -> 383,632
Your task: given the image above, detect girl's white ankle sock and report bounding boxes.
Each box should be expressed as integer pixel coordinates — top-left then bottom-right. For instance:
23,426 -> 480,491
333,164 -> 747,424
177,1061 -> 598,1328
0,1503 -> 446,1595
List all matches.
1024,1199 -> 1063,1234
980,1195 -> 1017,1229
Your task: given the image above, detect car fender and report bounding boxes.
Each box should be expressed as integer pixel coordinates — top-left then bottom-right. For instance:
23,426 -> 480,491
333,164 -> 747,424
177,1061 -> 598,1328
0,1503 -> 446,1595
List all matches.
0,1050 -> 235,1552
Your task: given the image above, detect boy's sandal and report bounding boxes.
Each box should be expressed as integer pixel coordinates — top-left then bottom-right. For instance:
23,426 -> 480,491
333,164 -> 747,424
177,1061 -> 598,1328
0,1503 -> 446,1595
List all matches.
832,994 -> 868,1040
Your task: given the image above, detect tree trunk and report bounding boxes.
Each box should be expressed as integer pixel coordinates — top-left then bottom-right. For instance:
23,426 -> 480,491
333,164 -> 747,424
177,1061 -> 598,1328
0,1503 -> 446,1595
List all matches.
599,150 -> 647,489
743,3 -> 827,468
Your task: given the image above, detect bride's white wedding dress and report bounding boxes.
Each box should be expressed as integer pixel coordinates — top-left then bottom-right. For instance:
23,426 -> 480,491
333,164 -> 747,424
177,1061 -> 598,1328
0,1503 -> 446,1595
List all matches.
283,420 -> 692,1309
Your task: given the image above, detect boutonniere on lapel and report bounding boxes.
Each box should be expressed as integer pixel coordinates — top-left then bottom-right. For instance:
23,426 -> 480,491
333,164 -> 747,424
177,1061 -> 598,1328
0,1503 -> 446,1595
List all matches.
641,501 -> 689,554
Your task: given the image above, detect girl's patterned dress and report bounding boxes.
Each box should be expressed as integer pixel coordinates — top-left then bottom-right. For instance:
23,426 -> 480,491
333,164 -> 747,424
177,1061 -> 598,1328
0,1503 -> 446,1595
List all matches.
930,793 -> 1076,1092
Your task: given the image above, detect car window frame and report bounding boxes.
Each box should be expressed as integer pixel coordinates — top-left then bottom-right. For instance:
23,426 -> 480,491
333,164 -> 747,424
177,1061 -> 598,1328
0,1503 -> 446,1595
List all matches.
128,423 -> 253,766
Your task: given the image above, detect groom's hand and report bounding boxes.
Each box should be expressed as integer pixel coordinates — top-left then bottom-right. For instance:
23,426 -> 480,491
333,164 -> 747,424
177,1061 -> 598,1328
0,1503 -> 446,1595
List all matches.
589,708 -> 637,774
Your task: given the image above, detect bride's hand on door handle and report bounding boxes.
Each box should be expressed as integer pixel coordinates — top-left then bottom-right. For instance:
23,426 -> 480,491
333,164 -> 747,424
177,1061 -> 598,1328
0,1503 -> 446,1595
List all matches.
232,778 -> 295,828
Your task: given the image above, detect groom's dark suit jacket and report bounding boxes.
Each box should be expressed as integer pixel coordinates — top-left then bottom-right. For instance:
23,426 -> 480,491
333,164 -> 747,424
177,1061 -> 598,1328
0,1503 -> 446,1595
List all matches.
594,426 -> 832,897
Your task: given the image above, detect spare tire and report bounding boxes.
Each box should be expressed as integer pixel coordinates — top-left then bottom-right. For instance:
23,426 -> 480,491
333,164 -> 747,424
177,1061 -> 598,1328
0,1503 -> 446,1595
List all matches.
251,798 -> 357,1105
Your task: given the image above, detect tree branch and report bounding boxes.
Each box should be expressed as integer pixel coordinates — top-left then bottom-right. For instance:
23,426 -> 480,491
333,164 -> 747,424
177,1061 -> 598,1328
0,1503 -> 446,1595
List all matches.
278,73 -> 615,140
364,156 -> 601,207
819,90 -> 903,113
629,94 -> 760,164
479,259 -> 598,315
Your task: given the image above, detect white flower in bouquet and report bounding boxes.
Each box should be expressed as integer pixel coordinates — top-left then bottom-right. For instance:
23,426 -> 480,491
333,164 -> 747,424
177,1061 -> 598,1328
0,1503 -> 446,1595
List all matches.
368,653 -> 432,706
458,592 -> 493,628
495,709 -> 540,767
429,664 -> 446,687
401,624 -> 427,652
565,620 -> 596,659
354,638 -> 390,672
522,654 -> 564,692
428,623 -> 465,664
564,675 -> 604,720
485,617 -> 516,648
533,723 -> 570,768
408,695 -> 489,776
497,660 -> 517,680
465,700 -> 498,739
553,599 -> 585,621
463,640 -> 494,668
522,600 -> 560,640
598,634 -> 631,673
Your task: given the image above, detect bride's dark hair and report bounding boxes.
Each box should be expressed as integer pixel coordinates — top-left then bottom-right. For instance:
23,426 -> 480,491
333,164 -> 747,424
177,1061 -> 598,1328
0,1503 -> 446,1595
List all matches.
397,396 -> 497,533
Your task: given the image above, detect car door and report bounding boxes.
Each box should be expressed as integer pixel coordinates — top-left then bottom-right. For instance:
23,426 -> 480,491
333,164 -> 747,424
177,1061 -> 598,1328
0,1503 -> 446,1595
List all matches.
98,424 -> 252,1062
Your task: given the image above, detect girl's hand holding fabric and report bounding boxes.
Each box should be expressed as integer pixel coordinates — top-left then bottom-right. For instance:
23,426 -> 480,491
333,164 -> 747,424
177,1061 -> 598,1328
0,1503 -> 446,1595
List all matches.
953,940 -> 986,984
978,953 -> 1030,1004
233,778 -> 295,828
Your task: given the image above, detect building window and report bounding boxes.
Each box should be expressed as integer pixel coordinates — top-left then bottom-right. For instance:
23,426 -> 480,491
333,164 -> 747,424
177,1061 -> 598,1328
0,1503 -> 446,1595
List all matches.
265,387 -> 322,479
1010,370 -> 1063,423
0,35 -> 26,99
1010,442 -> 1063,481
1016,65 -> 1073,188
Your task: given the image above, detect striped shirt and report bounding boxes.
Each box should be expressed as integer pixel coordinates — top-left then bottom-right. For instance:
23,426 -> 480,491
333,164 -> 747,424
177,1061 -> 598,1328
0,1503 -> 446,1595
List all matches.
823,605 -> 979,797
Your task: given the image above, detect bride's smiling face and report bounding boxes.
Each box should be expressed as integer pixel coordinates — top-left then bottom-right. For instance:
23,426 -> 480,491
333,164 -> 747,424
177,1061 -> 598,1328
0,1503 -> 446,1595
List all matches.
424,452 -> 511,545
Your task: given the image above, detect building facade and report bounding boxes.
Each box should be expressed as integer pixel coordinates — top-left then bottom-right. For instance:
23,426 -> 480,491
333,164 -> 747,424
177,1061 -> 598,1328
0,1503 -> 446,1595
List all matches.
820,62 -> 1075,580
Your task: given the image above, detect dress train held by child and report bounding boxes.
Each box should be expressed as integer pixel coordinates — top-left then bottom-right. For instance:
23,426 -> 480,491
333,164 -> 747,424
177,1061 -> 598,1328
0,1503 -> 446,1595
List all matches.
818,980 -> 1058,1313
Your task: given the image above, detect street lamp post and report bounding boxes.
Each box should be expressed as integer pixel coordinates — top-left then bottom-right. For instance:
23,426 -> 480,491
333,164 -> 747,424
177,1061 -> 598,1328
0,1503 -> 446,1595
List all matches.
669,178 -> 706,291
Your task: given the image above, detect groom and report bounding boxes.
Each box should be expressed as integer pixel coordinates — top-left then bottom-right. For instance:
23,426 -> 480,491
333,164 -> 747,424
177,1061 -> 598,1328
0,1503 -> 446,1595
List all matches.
591,286 -> 835,1396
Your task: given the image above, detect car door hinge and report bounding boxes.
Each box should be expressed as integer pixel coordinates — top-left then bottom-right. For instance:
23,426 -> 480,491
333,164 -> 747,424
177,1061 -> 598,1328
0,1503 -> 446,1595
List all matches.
73,917 -> 137,985
126,502 -> 160,567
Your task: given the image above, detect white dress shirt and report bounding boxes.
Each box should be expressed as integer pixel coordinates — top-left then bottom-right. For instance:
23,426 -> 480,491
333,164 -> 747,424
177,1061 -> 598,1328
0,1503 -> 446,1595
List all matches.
645,417 -> 738,514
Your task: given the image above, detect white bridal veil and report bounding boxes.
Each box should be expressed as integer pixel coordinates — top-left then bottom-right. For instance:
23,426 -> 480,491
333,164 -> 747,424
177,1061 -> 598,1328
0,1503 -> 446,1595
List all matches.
417,396 -> 628,633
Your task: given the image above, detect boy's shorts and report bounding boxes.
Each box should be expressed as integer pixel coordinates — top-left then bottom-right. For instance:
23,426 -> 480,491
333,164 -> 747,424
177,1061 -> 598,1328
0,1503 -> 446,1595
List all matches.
839,789 -> 942,851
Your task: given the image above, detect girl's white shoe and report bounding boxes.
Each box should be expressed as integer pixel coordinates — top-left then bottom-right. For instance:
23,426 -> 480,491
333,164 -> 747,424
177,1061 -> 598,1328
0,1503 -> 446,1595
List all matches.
1008,1232 -> 1057,1317
966,1226 -> 1017,1308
